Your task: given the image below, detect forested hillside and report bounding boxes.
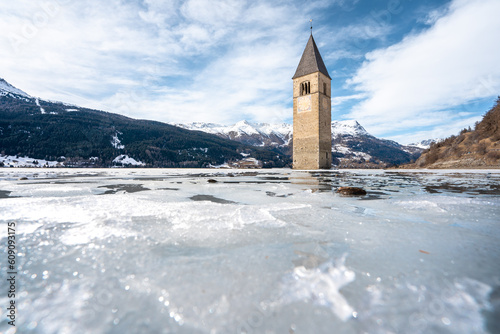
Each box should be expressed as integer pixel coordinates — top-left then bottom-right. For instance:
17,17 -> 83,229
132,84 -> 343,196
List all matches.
0,92 -> 289,168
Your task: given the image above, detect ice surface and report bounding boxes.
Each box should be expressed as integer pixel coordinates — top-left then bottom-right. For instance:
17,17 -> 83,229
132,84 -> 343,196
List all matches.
0,168 -> 499,334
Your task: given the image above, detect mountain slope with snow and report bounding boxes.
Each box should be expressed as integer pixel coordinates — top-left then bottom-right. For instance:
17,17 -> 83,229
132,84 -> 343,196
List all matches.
408,139 -> 440,150
0,78 -> 289,168
0,78 -> 30,98
175,120 -> 293,148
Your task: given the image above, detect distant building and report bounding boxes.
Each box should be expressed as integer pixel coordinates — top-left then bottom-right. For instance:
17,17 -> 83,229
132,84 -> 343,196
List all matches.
292,32 -> 332,169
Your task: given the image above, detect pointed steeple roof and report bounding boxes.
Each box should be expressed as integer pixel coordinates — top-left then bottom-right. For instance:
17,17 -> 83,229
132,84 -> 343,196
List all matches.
292,34 -> 331,80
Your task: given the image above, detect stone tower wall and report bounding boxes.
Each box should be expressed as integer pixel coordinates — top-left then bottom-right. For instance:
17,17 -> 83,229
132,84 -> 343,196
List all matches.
293,72 -> 332,169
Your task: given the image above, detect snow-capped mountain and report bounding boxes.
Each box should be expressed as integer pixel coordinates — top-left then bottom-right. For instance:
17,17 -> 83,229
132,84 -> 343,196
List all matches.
331,120 -> 369,137
176,120 -> 370,147
408,138 -> 441,150
175,120 -> 293,148
176,120 -> 424,167
0,78 -> 30,98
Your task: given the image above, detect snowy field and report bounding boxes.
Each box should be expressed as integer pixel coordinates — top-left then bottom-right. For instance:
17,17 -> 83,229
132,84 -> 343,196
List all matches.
0,168 -> 499,334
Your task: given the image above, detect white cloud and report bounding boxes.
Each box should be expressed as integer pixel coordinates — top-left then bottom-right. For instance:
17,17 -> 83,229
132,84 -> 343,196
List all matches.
334,0 -> 360,12
319,1 -> 396,62
346,0 -> 500,140
7,0 -> 494,147
180,0 -> 244,27
139,0 -> 180,27
420,6 -> 449,26
0,0 -> 309,123
0,1 -> 176,100
334,20 -> 391,44
114,34 -> 299,125
388,114 -> 483,145
332,93 -> 366,106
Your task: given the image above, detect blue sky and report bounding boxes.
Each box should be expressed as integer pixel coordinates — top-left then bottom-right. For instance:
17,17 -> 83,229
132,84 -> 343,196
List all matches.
1,0 -> 499,144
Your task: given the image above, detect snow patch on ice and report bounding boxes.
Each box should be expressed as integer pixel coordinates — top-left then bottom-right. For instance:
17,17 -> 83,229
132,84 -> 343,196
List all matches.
360,276 -> 493,333
16,222 -> 44,235
0,191 -> 309,246
61,223 -> 135,245
280,254 -> 356,321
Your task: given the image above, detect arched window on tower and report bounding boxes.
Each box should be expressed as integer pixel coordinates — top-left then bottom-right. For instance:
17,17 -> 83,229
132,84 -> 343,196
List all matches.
300,81 -> 311,96
323,83 -> 327,95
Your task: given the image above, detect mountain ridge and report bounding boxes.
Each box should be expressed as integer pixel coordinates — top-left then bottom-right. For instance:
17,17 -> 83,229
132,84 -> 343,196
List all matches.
1,77 -> 425,168
176,119 -> 423,168
0,78 -> 30,98
0,78 -> 289,168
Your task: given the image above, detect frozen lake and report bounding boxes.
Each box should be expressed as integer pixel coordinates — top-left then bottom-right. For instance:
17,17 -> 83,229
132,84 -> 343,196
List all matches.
1,168 -> 499,334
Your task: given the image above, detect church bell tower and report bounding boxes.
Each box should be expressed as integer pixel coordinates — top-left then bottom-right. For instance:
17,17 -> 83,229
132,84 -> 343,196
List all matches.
292,32 -> 332,170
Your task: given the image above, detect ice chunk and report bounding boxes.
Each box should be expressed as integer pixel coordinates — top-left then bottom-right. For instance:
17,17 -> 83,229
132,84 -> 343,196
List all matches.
280,254 -> 356,321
